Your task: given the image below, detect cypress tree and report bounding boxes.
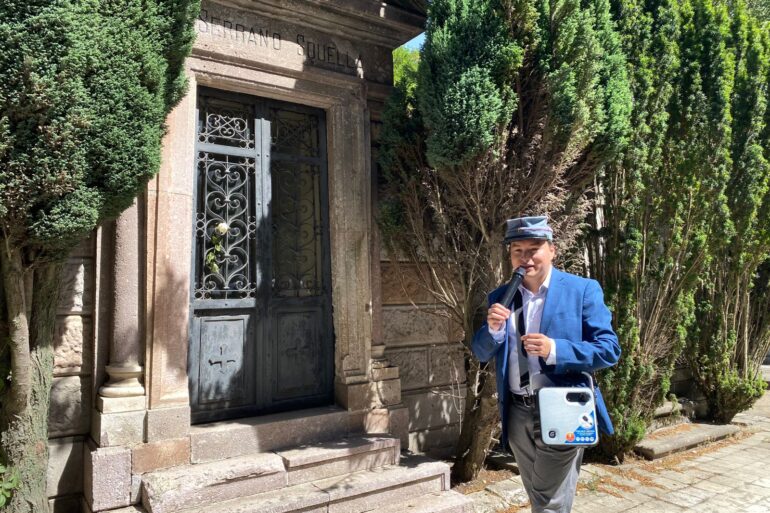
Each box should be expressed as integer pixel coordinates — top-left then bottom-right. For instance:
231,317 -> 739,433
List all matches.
589,0 -> 684,460
686,0 -> 770,422
593,0 -> 770,457
0,1 -> 198,510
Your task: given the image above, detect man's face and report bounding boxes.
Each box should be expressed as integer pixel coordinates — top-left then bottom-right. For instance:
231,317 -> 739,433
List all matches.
508,239 -> 555,282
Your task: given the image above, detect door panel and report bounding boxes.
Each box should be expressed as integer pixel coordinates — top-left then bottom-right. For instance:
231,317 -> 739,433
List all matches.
189,88 -> 333,423
194,313 -> 254,407
272,306 -> 325,402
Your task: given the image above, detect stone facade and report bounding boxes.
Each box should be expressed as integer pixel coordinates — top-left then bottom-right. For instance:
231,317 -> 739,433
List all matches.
379,263 -> 468,456
48,236 -> 97,507
46,1 -> 427,511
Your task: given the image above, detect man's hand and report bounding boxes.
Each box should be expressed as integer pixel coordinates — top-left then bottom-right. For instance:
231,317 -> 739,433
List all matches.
522,333 -> 554,358
487,303 -> 511,331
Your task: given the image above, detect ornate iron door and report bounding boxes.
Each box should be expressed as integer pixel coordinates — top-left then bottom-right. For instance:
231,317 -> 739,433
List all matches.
188,88 -> 334,423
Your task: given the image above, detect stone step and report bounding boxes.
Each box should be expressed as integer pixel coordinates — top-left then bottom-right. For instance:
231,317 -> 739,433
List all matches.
368,490 -> 473,513
276,435 -> 400,485
179,458 -> 451,513
634,422 -> 741,460
189,405 -> 350,463
141,435 -> 403,513
653,400 -> 681,418
648,400 -> 687,431
316,457 -> 449,513
141,452 -> 286,513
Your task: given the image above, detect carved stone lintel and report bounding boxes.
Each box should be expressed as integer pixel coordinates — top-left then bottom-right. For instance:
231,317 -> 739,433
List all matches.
99,364 -> 145,398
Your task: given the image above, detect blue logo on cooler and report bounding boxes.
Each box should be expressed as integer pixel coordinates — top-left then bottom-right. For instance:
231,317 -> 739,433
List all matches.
565,411 -> 597,444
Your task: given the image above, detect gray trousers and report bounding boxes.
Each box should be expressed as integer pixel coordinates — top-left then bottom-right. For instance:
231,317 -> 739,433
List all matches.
507,400 -> 584,513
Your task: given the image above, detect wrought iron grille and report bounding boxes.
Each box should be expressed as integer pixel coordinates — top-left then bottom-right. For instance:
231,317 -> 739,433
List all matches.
270,107 -> 321,158
271,161 -> 323,297
270,107 -> 324,297
193,96 -> 260,300
198,106 -> 255,148
193,96 -> 327,301
194,151 -> 258,300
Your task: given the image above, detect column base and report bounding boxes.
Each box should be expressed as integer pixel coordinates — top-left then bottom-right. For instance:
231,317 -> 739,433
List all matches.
364,405 -> 409,447
99,364 -> 145,398
97,395 -> 146,413
91,410 -> 146,447
334,378 -> 401,410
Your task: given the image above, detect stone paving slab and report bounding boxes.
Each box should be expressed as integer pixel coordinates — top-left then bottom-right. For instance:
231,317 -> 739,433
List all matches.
465,490 -> 509,513
459,392 -> 770,513
368,491 -> 472,513
484,476 -> 528,506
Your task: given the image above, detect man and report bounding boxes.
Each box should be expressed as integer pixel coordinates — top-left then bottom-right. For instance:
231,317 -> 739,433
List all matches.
472,216 -> 620,513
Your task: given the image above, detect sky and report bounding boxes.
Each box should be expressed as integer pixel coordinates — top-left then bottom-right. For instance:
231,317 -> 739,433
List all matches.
403,33 -> 425,50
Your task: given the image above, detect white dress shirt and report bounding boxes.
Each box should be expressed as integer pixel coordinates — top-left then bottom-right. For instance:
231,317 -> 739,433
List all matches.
489,267 -> 556,394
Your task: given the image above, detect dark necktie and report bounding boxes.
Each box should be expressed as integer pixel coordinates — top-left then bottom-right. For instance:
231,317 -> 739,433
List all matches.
511,290 -> 529,390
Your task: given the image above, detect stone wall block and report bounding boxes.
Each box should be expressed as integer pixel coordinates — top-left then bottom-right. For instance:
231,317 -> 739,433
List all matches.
385,347 -> 428,390
131,437 -> 190,474
84,442 -> 132,512
50,376 -> 92,437
371,366 -> 398,381
58,259 -> 94,314
382,306 -> 450,346
361,406 -> 408,448
92,410 -> 146,447
334,381 -> 372,411
98,396 -> 146,413
448,316 -> 465,342
389,406 -> 409,448
363,408 -> 389,434
370,378 -> 401,407
47,436 -> 84,498
429,344 -> 467,387
336,374 -> 399,410
408,423 -> 462,457
380,263 -> 435,304
402,387 -> 466,432
145,406 -> 190,442
54,315 -> 93,375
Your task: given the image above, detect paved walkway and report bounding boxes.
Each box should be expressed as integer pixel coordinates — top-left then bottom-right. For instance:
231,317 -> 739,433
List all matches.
465,391 -> 770,513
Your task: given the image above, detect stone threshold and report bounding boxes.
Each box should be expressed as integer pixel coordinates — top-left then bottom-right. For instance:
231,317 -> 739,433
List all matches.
189,405 -> 352,463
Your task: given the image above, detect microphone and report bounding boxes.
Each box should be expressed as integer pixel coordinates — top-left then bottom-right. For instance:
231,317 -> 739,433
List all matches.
499,266 -> 527,309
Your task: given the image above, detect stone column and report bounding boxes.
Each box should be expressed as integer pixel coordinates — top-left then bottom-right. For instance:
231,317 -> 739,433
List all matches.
99,199 -> 145,400
93,199 -> 147,447
329,96 -> 375,412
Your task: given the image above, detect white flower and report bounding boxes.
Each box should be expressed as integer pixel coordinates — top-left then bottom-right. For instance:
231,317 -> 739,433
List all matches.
215,222 -> 229,235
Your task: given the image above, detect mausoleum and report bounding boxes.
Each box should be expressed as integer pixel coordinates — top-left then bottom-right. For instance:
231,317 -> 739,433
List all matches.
46,1 -> 469,512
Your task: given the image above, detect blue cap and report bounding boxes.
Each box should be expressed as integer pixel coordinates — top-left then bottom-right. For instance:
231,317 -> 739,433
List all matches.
503,215 -> 553,243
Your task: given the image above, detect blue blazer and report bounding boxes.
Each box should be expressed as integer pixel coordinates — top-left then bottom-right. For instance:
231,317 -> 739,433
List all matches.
471,268 -> 620,449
